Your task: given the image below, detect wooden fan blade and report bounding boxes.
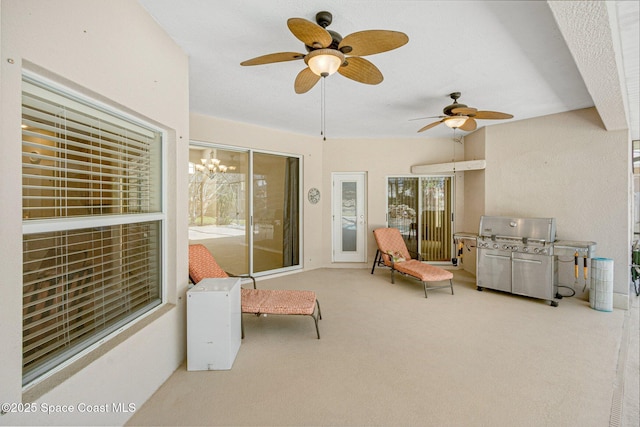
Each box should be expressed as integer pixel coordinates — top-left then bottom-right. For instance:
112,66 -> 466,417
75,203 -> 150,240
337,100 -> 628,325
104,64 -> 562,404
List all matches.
294,67 -> 320,94
459,118 -> 477,131
287,18 -> 332,48
451,107 -> 477,115
339,30 -> 409,56
473,110 -> 514,120
337,57 -> 383,85
241,52 -> 305,66
418,120 -> 444,133
409,115 -> 446,121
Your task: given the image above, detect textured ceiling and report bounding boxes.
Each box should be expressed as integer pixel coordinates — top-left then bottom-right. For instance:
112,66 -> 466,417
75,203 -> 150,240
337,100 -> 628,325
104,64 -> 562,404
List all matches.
138,0 -> 638,141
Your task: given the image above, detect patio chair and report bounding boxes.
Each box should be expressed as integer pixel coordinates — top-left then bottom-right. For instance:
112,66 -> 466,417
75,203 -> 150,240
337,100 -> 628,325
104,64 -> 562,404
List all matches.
188,244 -> 322,338
372,228 -> 454,298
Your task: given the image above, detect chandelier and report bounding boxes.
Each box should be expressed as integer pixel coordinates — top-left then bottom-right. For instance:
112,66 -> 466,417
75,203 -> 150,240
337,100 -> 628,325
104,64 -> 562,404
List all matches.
195,157 -> 235,180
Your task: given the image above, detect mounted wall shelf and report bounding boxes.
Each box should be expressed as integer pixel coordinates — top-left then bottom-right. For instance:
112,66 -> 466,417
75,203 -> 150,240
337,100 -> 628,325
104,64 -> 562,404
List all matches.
410,159 -> 486,174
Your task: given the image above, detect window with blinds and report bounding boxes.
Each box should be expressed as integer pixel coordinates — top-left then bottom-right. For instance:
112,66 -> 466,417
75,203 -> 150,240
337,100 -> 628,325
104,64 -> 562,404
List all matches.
21,76 -> 163,385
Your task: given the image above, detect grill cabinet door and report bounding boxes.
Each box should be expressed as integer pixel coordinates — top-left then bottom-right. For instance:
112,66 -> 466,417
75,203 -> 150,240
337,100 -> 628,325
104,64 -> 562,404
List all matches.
512,253 -> 554,300
477,248 -> 512,292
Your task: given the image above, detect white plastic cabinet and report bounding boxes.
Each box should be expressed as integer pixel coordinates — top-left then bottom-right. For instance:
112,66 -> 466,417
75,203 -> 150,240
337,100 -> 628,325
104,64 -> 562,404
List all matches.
187,277 -> 241,370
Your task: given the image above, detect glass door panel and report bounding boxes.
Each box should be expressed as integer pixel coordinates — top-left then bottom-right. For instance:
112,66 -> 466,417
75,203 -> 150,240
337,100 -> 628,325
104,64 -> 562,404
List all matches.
252,153 -> 300,273
387,177 -> 419,255
421,176 -> 452,261
188,146 -> 249,275
341,181 -> 357,251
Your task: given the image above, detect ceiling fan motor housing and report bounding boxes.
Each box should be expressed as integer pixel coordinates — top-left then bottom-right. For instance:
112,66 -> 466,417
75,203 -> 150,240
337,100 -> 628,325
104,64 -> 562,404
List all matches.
315,11 -> 332,28
305,11 -> 343,52
443,92 -> 466,116
305,30 -> 342,52
443,102 -> 467,116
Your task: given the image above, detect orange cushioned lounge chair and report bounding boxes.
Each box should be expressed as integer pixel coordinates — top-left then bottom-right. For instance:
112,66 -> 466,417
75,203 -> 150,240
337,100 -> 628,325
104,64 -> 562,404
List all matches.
372,228 -> 454,298
188,244 -> 322,339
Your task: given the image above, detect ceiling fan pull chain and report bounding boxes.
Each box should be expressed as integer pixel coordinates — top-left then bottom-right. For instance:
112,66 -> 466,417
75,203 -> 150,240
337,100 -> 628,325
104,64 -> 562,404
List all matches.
452,129 -> 456,162
321,77 -> 326,141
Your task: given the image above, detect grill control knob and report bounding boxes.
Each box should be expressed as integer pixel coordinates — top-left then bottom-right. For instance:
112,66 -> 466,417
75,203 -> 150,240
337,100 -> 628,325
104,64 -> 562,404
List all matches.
534,248 -> 540,254
493,244 -> 499,249
539,248 -> 547,255
512,246 -> 519,252
502,244 -> 509,250
522,247 -> 529,252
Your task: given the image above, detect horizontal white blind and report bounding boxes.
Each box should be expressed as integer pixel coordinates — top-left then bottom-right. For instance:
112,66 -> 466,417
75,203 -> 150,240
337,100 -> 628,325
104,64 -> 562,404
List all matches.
21,77 -> 163,385
22,80 -> 161,220
22,222 -> 161,383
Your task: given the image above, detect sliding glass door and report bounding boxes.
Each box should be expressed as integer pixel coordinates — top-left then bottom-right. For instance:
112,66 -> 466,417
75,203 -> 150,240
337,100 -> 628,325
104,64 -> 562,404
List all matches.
188,146 -> 249,275
252,152 -> 299,273
188,145 -> 301,276
387,176 -> 453,263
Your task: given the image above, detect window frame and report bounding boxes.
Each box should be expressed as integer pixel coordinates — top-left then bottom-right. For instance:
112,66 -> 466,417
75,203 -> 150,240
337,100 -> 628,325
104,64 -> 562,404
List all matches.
21,71 -> 167,387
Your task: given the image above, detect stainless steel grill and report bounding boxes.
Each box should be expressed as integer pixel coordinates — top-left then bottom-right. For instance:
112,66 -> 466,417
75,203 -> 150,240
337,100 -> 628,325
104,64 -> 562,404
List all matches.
476,216 -> 560,305
454,215 -> 597,306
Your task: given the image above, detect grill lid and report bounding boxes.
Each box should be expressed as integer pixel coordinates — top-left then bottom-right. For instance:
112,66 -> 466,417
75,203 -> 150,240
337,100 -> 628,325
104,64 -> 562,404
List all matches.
479,216 -> 556,242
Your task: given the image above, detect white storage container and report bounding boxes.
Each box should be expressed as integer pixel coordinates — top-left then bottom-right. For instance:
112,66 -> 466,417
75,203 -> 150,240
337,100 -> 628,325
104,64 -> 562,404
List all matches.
187,277 -> 241,370
589,258 -> 614,312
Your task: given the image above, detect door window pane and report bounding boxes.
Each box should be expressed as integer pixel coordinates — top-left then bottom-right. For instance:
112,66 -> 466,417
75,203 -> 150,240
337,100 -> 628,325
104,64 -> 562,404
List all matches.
252,153 -> 300,273
188,147 -> 249,275
421,177 -> 452,261
387,177 -> 419,254
341,181 -> 357,252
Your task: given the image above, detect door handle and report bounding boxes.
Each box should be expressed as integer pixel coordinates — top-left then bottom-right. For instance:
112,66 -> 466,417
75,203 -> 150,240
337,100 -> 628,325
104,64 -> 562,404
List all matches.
485,254 -> 510,260
513,258 -> 542,265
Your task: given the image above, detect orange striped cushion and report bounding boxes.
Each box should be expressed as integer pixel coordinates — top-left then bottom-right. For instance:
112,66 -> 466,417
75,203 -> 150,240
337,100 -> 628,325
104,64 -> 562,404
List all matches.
394,259 -> 453,282
241,289 -> 316,315
373,228 -> 412,266
189,244 -> 228,283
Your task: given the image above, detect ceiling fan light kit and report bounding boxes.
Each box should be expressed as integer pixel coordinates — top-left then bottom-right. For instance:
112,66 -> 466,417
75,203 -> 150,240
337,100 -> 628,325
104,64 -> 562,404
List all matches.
444,116 -> 469,129
305,48 -> 344,77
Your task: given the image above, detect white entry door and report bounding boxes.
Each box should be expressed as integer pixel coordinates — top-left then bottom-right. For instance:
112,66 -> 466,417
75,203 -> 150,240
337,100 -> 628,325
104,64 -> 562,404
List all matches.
332,172 -> 367,262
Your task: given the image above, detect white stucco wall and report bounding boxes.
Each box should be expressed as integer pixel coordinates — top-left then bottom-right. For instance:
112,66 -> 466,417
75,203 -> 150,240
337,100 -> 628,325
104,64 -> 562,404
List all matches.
321,136 -> 465,268
0,0 -> 189,425
482,108 -> 630,307
459,128 -> 487,275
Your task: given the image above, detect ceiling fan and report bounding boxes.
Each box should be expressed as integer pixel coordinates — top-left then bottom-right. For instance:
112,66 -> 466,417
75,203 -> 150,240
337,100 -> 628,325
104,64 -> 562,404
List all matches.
240,11 -> 409,94
415,92 -> 514,133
